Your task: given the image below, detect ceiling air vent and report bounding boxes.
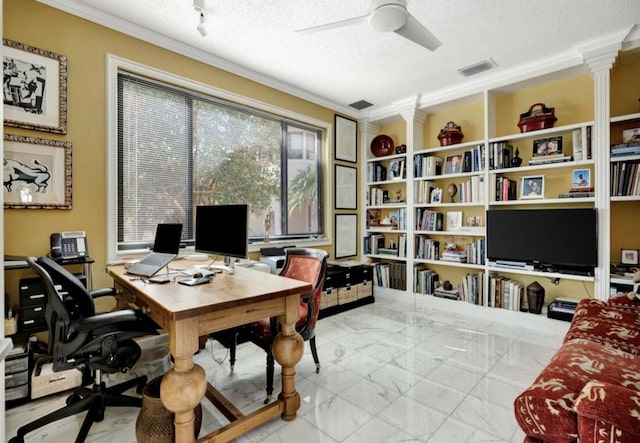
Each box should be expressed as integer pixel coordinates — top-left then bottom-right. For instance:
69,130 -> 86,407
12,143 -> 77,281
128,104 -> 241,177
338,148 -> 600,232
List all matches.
457,58 -> 497,77
348,99 -> 374,110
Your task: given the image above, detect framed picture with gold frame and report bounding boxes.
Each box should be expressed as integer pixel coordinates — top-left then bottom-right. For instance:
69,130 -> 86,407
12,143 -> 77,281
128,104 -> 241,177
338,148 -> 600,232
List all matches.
3,133 -> 72,209
3,38 -> 68,134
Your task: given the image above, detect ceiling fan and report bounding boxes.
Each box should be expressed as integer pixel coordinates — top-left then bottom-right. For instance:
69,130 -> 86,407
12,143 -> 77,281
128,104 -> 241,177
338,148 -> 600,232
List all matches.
296,0 -> 442,51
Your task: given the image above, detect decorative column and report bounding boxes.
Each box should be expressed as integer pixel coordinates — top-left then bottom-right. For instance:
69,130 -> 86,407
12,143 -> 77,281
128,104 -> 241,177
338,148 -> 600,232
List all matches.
359,119 -> 380,256
576,30 -> 627,300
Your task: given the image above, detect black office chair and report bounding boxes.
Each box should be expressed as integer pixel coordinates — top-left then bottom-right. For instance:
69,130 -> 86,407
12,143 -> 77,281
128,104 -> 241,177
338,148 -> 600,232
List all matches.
9,256 -> 160,443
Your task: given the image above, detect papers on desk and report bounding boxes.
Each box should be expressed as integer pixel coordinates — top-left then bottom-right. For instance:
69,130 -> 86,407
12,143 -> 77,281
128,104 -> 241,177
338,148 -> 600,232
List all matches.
4,255 -> 28,269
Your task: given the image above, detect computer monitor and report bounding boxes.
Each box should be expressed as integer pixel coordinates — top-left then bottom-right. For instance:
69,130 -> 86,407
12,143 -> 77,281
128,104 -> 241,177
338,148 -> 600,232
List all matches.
195,204 -> 249,274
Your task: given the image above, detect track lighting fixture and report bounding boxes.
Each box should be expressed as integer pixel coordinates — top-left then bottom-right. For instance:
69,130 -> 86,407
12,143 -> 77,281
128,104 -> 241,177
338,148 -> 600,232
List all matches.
193,0 -> 205,13
197,12 -> 208,37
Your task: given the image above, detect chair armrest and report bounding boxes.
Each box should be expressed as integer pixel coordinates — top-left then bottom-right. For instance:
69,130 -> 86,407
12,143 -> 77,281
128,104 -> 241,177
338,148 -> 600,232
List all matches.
73,309 -> 141,332
90,287 -> 116,299
575,381 -> 640,442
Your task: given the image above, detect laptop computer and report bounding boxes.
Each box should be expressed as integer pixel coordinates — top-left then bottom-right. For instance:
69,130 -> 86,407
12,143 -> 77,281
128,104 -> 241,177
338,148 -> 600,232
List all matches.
126,223 -> 183,277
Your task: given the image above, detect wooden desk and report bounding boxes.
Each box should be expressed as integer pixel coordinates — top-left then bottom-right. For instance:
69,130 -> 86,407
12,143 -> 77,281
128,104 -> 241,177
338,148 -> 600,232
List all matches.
107,264 -> 312,443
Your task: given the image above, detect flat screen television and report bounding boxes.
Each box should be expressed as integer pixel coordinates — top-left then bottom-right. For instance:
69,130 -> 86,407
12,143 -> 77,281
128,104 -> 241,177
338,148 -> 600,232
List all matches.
486,208 -> 597,272
195,204 -> 249,273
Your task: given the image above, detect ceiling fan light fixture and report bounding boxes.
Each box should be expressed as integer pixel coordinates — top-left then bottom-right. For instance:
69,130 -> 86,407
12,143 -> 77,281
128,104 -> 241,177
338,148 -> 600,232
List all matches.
369,4 -> 407,32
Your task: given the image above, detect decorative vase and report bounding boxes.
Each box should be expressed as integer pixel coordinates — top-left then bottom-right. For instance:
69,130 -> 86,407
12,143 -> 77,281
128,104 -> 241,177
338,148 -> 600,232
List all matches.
526,281 -> 545,314
447,183 -> 458,202
370,134 -> 395,157
511,148 -> 523,167
135,376 -> 202,443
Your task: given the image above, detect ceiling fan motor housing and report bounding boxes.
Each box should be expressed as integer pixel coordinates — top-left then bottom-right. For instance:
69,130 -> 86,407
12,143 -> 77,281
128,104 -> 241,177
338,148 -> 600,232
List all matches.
369,0 -> 408,32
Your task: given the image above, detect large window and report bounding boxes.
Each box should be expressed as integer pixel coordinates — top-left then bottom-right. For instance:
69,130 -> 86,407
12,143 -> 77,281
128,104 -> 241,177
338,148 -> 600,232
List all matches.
116,71 -> 324,251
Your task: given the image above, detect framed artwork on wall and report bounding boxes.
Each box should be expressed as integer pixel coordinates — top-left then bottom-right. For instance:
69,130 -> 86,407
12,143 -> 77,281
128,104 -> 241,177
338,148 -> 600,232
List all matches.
3,133 -> 72,209
334,114 -> 357,163
335,213 -> 358,259
3,38 -> 68,134
335,164 -> 357,209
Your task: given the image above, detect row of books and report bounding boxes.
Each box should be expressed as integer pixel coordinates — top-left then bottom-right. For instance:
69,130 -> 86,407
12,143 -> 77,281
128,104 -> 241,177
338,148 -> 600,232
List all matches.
610,160 -> 640,196
414,155 -> 442,178
458,272 -> 484,305
572,128 -> 592,161
364,234 -> 407,257
492,176 -> 518,201
415,236 -> 440,260
488,273 -> 525,311
414,267 -> 439,295
366,162 -> 388,182
414,180 -> 436,204
414,145 -> 485,178
415,208 -> 443,231
489,142 -> 514,170
455,175 -> 485,203
372,261 -> 407,290
465,238 -> 485,265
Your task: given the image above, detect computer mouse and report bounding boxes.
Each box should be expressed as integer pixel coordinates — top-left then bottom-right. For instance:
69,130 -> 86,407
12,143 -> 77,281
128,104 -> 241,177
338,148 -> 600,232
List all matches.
193,272 -> 203,278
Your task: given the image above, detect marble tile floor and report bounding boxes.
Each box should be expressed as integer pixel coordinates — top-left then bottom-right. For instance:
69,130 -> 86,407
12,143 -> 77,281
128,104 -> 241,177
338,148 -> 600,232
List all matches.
5,293 -> 569,442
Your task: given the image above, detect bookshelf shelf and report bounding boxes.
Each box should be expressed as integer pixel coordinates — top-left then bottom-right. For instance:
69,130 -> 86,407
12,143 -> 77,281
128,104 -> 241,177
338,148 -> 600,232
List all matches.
415,259 -> 485,270
489,197 -> 595,206
486,266 -> 595,282
415,229 -> 486,237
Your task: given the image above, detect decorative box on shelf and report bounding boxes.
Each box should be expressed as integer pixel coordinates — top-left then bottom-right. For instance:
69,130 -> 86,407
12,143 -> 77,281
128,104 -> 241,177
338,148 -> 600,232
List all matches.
517,103 -> 557,133
437,121 -> 464,146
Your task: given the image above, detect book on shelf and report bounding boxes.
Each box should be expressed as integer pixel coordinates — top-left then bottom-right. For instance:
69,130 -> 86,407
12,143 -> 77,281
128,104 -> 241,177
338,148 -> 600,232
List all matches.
433,286 -> 459,300
572,128 -> 583,161
441,250 -> 467,263
559,191 -> 594,198
528,155 -> 571,165
377,248 -> 398,256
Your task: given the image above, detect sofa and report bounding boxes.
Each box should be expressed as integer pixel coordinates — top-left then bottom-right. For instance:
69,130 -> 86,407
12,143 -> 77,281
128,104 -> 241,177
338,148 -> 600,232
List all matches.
514,294 -> 640,443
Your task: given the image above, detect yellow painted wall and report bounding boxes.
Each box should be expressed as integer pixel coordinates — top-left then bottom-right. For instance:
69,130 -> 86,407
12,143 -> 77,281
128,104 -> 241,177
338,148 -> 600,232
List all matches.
3,0 -> 342,299
494,74 -> 594,137
423,100 -> 485,149
611,49 -> 640,117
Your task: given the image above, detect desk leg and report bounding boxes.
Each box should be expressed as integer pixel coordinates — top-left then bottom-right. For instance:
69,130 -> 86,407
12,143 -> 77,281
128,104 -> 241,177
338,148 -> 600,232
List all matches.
272,294 -> 304,420
160,319 -> 207,443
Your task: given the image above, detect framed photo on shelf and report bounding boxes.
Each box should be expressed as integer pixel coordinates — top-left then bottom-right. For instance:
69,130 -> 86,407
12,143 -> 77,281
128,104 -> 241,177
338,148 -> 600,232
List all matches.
335,164 -> 357,209
388,159 -> 405,180
446,211 -> 463,231
443,154 -> 463,174
572,169 -> 591,188
430,187 -> 442,204
621,249 -> 639,265
335,214 -> 358,259
521,175 -> 544,199
532,136 -> 563,157
334,115 -> 357,163
3,133 -> 72,209
3,38 -> 68,134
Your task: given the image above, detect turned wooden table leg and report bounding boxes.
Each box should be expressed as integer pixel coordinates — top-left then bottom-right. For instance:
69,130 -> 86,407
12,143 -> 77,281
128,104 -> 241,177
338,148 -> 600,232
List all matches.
272,294 -> 304,420
160,319 -> 207,443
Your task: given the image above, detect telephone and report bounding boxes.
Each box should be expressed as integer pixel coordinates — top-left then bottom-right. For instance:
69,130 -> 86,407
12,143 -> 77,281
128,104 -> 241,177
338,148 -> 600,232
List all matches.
50,231 -> 89,259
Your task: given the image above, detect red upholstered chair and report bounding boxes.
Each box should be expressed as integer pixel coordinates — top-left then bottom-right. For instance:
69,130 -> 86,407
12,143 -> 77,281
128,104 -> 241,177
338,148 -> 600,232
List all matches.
232,248 -> 328,403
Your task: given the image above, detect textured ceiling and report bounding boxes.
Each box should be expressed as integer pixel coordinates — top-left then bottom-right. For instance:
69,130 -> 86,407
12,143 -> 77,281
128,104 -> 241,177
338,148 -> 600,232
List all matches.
38,0 -> 640,117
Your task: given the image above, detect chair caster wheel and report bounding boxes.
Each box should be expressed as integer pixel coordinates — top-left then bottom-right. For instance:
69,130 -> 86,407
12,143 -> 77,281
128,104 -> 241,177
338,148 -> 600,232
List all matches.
66,393 -> 83,405
9,436 -> 24,443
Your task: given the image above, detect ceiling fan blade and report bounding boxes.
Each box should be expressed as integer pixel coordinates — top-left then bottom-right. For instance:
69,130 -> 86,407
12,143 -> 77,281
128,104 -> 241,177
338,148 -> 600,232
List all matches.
394,13 -> 442,51
296,15 -> 368,35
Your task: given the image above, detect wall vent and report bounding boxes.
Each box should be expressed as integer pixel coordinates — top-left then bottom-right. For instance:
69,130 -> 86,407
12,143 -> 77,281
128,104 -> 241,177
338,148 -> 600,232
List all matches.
457,58 -> 497,77
348,99 -> 374,110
